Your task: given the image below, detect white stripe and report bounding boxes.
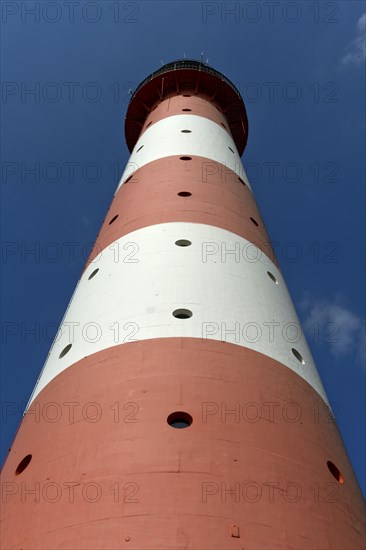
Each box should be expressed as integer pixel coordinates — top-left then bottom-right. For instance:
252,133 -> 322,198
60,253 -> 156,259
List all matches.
29,223 -> 328,405
118,115 -> 251,192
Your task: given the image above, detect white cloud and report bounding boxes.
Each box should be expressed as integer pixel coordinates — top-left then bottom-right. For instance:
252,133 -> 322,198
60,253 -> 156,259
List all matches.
300,293 -> 366,365
341,13 -> 366,66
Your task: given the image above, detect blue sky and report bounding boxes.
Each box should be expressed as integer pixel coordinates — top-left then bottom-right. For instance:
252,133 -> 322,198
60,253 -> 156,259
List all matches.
1,1 -> 365,495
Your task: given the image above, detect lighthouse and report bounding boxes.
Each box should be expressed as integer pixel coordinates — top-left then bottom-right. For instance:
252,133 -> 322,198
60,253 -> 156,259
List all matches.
1,59 -> 365,549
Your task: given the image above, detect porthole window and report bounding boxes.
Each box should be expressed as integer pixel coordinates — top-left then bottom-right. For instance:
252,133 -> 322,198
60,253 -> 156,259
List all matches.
136,145 -> 144,152
181,130 -> 192,133
167,411 -> 192,428
238,177 -> 246,186
88,268 -> 99,280
15,454 -> 32,475
228,146 -> 235,153
250,217 -> 259,227
267,271 -> 278,284
180,156 -> 192,161
109,215 -> 119,225
221,123 -> 227,129
182,94 -> 191,97
124,174 -> 133,184
177,191 -> 191,197
327,461 -> 344,484
59,344 -> 72,359
172,309 -> 192,319
146,121 -> 153,128
175,240 -> 192,247
182,108 -> 192,112
292,348 -> 305,365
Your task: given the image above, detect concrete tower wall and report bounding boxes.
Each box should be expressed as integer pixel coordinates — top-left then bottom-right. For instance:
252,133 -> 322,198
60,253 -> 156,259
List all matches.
1,62 -> 364,549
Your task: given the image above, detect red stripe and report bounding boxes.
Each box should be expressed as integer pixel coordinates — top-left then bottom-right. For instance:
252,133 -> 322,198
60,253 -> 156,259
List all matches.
2,339 -> 364,549
85,156 -> 277,269
138,93 -> 234,138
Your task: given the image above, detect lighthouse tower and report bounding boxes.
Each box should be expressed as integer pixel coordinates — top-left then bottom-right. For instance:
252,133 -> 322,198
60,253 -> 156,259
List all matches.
1,60 -> 365,549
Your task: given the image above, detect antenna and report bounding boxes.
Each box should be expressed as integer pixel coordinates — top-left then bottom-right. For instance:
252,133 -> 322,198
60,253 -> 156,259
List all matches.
200,51 -> 204,63
183,52 -> 186,59
161,60 -> 164,66
205,58 -> 209,65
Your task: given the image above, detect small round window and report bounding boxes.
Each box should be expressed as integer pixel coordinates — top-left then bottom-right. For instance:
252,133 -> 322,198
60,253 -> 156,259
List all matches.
59,344 -> 72,359
167,411 -> 192,429
172,309 -> 192,319
15,454 -> 32,475
292,348 -> 305,365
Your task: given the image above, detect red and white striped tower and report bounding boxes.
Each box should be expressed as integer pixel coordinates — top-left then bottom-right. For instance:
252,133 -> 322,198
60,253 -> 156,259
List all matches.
1,60 -> 365,549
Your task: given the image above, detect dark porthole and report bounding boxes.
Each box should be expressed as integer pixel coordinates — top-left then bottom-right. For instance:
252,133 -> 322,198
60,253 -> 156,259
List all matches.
59,344 -> 72,359
180,156 -> 192,161
178,191 -> 192,197
124,174 -> 133,184
146,121 -> 153,128
221,123 -> 227,129
182,94 -> 191,97
175,240 -> 192,247
327,461 -> 344,484
151,105 -> 158,111
238,177 -> 246,186
172,309 -> 192,319
181,130 -> 192,133
292,348 -> 305,365
267,271 -> 278,284
228,146 -> 235,153
136,145 -> 144,152
88,268 -> 99,280
167,411 -> 193,429
182,108 -> 192,112
250,217 -> 259,227
109,215 -> 119,225
15,454 -> 32,475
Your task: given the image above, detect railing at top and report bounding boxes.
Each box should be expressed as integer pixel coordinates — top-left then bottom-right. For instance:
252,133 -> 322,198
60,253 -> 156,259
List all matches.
130,59 -> 242,102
